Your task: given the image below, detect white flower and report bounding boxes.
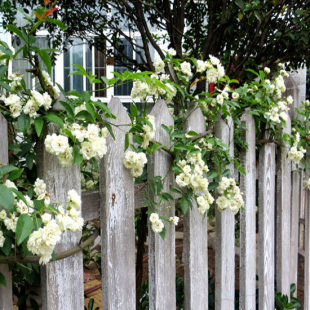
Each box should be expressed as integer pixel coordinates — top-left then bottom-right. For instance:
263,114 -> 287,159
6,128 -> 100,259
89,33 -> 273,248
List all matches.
151,219 -> 164,233
232,92 -> 239,100
45,134 -> 69,156
149,213 -> 159,223
170,216 -> 179,225
0,231 -> 5,247
168,48 -> 176,56
0,210 -> 7,220
34,178 -> 46,197
131,166 -> 143,178
101,127 -> 108,138
123,151 -> 138,169
216,94 -> 224,105
42,92 -> 52,110
304,178 -> 310,190
23,98 -> 40,118
57,147 -> 73,167
42,220 -> 62,247
87,124 -> 99,141
153,56 -> 165,73
41,213 -> 52,225
287,96 -> 293,105
216,196 -> 229,211
264,67 -> 270,74
176,173 -> 190,187
180,61 -> 192,77
42,70 -> 53,86
52,85 -> 60,98
4,179 -> 17,191
16,200 -> 29,214
31,90 -> 44,106
4,213 -> 18,232
67,189 -> 81,209
196,60 -> 205,72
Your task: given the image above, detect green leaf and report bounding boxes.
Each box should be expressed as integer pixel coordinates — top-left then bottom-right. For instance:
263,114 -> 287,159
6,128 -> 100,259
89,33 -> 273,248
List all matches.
33,199 -> 44,212
130,102 -> 138,119
170,188 -> 182,195
208,171 -> 218,179
0,65 -> 8,77
34,118 -> 44,137
43,113 -> 64,128
16,214 -> 34,245
75,110 -> 92,120
38,50 -> 52,74
0,272 -> 6,287
181,197 -> 189,214
186,130 -> 200,137
45,17 -> 68,30
124,133 -> 130,152
159,226 -> 166,240
59,101 -> 75,118
0,82 -> 11,92
73,145 -> 83,166
30,298 -> 40,310
4,25 -> 24,41
171,131 -> 185,138
8,168 -> 24,181
1,237 -> 12,256
208,182 -> 219,190
0,184 -> 15,213
235,0 -> 245,9
26,153 -> 37,170
86,103 -> 96,121
10,188 -> 27,205
17,112 -> 30,135
0,165 -> 18,176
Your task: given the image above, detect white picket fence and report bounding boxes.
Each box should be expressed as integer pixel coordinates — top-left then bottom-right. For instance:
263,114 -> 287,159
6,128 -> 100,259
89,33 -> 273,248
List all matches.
0,83 -> 308,309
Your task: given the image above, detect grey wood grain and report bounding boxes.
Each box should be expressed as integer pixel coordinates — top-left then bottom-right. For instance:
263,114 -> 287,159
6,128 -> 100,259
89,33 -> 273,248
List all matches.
276,114 -> 291,296
305,154 -> 310,308
258,131 -> 276,310
290,170 -> 300,296
239,110 -> 256,310
183,103 -> 209,310
148,99 -> 176,310
99,97 -> 135,310
36,123 -> 84,310
0,113 -> 13,310
82,190 -> 100,221
214,114 -> 235,309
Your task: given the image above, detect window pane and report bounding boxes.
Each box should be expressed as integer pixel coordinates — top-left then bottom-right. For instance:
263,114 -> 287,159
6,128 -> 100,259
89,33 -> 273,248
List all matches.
94,38 -> 106,97
85,42 -> 92,92
63,38 -> 83,93
11,37 -> 32,89
136,38 -> 155,64
114,39 -> 133,96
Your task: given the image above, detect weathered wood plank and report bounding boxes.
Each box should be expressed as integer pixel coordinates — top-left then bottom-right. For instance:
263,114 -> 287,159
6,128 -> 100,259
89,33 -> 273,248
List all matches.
100,97 -> 135,310
148,99 -> 175,310
239,110 -> 256,310
276,114 -> 291,296
290,170 -> 301,296
82,190 -> 100,221
183,103 -> 208,310
37,124 -> 84,310
258,132 -> 276,310
214,114 -> 235,309
0,113 -> 13,310
305,155 -> 310,308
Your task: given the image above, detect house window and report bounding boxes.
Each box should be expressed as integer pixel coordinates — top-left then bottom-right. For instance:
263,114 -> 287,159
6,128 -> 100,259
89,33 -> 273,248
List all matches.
63,38 -> 106,97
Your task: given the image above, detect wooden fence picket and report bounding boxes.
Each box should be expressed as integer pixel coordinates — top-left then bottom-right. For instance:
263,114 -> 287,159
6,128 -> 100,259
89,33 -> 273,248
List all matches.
239,110 -> 256,310
0,113 -> 13,310
183,103 -> 209,310
214,113 -> 235,309
99,97 -> 135,310
276,114 -> 291,296
148,99 -> 176,310
290,169 -> 301,296
305,155 -> 310,308
37,123 -> 84,310
258,132 -> 276,310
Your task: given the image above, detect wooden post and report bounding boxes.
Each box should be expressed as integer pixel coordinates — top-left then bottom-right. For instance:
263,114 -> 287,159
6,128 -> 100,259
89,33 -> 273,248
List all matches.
148,99 -> 176,310
276,114 -> 291,296
0,113 -> 13,310
290,170 -> 301,296
304,154 -> 310,307
183,103 -> 208,310
258,132 -> 276,310
37,123 -> 84,310
214,114 -> 235,309
239,110 -> 256,309
99,97 -> 135,310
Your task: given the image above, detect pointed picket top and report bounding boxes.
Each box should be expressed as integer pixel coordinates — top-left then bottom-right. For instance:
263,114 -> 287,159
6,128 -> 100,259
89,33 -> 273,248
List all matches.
52,92 -> 66,111
183,103 -> 209,310
0,114 -> 13,310
239,109 -> 256,309
276,113 -> 292,296
100,96 -> 135,310
148,99 -> 176,310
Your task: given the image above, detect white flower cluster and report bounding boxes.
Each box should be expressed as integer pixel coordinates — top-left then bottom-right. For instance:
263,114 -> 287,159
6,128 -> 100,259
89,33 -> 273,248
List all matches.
45,124 -> 108,166
131,71 -> 177,103
216,177 -> 244,214
3,90 -> 53,119
175,147 -> 214,215
123,151 -> 147,177
304,178 -> 310,190
288,132 -> 306,163
265,99 -> 290,123
141,115 -> 156,149
27,185 -> 83,265
149,213 -> 164,233
9,72 -> 23,92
